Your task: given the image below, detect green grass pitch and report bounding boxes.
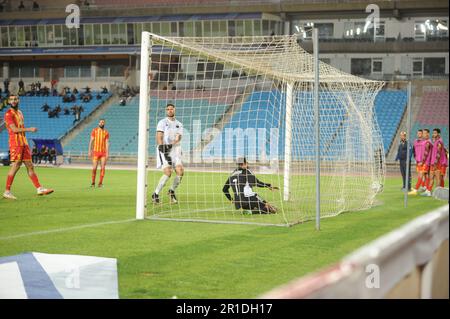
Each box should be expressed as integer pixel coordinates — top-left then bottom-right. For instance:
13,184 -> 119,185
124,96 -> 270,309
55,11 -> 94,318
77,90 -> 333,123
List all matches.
0,166 -> 446,298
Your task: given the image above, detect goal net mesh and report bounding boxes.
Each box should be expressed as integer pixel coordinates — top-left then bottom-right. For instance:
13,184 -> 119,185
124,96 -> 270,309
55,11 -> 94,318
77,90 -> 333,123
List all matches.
141,33 -> 385,226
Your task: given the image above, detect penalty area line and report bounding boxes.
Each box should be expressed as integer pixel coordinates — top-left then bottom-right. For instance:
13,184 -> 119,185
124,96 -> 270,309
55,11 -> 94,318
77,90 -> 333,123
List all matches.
0,218 -> 136,241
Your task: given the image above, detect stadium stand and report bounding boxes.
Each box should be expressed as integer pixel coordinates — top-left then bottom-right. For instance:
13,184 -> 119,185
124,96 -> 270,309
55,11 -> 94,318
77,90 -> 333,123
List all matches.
0,93 -> 111,151
412,91 -> 449,147
64,91 -> 231,155
373,90 -> 408,152
204,89 -> 406,159
63,89 -> 407,158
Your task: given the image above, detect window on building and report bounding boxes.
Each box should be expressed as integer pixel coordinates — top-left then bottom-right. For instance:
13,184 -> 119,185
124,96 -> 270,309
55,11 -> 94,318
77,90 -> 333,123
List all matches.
269,20 -> 277,35
228,20 -> 235,37
24,26 -> 32,46
21,65 -> 36,77
127,24 -> 134,45
143,23 -> 151,32
1,27 -> 8,47
351,58 -> 372,75
244,20 -> 253,36
118,23 -> 127,44
355,21 -> 372,39
170,22 -> 178,36
46,25 -> 54,46
17,26 -> 25,47
9,27 -> 17,47
102,24 -> 110,45
424,19 -> 449,39
54,25 -> 64,45
160,22 -> 170,36
78,25 -> 84,46
372,59 -> 383,73
211,21 -> 219,36
84,24 -> 93,45
184,21 -> 194,37
178,22 -> 184,37
235,20 -> 244,37
424,57 -> 446,75
65,66 -> 79,78
262,20 -> 269,36
69,27 -> 78,46
10,66 -> 20,78
414,22 -> 426,41
110,64 -> 125,77
254,20 -> 261,36
111,24 -> 119,45
152,22 -> 160,35
80,66 -> 91,78
374,22 -> 385,41
315,23 -> 334,39
195,21 -> 202,37
203,21 -> 212,37
65,66 -> 91,78
134,23 -> 143,44
219,21 -> 227,36
344,22 -> 354,38
93,24 -> 102,45
37,25 -> 46,46
412,58 -> 423,76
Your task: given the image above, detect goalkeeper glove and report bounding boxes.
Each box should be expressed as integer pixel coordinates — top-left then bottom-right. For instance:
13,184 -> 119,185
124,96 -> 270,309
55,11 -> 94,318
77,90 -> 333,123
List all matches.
158,144 -> 172,154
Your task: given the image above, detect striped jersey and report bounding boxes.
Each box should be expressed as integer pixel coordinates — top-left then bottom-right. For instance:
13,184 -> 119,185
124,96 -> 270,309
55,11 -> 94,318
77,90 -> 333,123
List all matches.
4,108 -> 28,147
90,127 -> 110,153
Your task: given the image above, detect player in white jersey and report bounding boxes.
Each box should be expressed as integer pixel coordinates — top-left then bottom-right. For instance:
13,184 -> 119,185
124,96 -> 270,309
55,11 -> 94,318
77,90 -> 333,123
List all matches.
152,103 -> 184,204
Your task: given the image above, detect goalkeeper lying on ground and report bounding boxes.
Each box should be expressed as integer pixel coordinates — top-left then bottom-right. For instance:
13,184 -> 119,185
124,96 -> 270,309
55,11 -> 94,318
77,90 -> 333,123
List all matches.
222,157 -> 279,214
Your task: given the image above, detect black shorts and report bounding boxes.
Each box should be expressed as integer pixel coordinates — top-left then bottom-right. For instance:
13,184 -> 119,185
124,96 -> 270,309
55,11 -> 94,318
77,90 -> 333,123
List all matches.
236,195 -> 269,214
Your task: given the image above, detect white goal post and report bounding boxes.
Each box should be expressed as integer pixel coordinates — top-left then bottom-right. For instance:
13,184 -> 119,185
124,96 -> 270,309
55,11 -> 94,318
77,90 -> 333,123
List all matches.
136,31 -> 385,226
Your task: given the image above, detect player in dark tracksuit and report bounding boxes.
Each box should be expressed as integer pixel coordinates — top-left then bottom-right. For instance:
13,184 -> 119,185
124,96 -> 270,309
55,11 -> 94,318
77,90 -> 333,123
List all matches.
222,157 -> 279,214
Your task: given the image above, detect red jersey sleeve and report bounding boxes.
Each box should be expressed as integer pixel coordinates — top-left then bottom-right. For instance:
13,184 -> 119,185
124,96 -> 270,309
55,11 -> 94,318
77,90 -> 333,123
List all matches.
91,128 -> 96,138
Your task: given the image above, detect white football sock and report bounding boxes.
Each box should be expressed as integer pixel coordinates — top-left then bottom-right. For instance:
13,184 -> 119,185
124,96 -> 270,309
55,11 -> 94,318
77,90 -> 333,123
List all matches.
155,175 -> 170,195
170,175 -> 182,191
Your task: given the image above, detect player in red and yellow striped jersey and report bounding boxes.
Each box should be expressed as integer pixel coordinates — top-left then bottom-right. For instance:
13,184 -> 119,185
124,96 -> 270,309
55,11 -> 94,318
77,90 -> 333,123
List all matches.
3,94 -> 53,200
88,119 -> 110,187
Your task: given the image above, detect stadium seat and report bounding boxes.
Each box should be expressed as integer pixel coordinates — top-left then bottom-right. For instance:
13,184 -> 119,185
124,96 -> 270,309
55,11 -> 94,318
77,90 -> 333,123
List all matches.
0,93 -> 111,151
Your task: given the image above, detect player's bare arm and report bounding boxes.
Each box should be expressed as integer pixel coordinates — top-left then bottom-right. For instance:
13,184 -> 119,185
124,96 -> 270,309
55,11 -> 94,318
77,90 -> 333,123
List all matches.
9,123 -> 37,133
156,131 -> 164,145
88,136 -> 94,158
106,139 -> 110,159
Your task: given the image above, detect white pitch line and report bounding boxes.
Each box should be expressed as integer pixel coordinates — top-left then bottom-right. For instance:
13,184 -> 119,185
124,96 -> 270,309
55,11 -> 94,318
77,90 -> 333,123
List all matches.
0,218 -> 136,241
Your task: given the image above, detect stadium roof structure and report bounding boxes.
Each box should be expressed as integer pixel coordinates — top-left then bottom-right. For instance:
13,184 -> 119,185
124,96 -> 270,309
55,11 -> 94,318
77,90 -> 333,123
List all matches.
0,12 -> 274,26
149,33 -> 384,85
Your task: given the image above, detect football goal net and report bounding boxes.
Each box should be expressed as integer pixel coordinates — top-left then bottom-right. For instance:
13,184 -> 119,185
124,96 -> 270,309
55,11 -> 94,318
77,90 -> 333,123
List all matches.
136,32 -> 385,227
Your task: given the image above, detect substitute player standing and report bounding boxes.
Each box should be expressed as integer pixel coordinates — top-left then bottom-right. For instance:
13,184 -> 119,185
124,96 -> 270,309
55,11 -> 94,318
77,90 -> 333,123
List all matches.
3,94 -> 53,200
88,119 -> 110,187
409,129 -> 426,195
152,103 -> 184,204
422,128 -> 448,196
222,157 -> 279,214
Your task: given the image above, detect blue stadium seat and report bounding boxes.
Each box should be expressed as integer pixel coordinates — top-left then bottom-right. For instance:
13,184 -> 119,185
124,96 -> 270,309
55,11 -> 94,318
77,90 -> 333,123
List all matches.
0,93 -> 111,151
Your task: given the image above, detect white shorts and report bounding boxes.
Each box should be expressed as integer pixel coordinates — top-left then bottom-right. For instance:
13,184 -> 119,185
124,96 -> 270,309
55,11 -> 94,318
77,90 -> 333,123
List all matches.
156,147 -> 183,169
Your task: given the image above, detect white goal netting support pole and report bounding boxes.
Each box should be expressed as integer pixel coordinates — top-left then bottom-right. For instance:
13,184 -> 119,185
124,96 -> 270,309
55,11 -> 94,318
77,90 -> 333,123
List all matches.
404,81 -> 412,208
313,28 -> 321,231
136,31 -> 151,220
283,82 -> 293,201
